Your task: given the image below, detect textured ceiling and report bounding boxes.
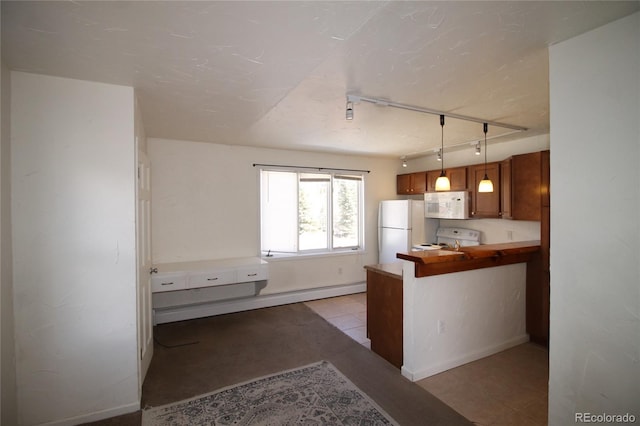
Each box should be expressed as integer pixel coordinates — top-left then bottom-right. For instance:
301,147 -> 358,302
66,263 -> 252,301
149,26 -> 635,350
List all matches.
2,1 -> 639,157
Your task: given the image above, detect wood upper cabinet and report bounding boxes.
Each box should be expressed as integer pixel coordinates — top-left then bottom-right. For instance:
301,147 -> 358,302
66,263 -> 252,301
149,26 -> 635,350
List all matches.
448,166 -> 468,191
541,150 -> 550,208
397,172 -> 427,195
426,166 -> 467,192
502,151 -> 549,221
500,158 -> 512,219
470,162 -> 501,218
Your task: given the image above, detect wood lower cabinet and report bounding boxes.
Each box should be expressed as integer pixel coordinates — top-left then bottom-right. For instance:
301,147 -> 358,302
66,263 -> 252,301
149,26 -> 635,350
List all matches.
526,251 -> 550,346
366,269 -> 403,368
470,162 -> 501,218
397,171 -> 427,195
426,166 -> 467,192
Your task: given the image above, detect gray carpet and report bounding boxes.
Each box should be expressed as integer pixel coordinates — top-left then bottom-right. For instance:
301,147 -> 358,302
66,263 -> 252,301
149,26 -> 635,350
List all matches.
85,302 -> 471,426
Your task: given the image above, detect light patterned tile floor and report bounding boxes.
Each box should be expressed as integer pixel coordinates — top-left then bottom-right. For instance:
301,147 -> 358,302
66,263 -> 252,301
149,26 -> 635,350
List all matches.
305,293 -> 549,425
305,293 -> 370,348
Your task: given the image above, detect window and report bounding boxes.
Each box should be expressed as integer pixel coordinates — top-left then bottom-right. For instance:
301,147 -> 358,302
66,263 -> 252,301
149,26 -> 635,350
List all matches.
260,168 -> 364,256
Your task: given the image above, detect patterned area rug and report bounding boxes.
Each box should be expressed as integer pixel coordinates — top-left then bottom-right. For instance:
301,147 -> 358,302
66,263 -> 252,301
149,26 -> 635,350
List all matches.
142,360 -> 399,425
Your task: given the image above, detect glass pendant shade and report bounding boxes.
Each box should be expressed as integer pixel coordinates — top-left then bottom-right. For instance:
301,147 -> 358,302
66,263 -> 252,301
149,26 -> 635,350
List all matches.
435,171 -> 451,191
478,174 -> 494,193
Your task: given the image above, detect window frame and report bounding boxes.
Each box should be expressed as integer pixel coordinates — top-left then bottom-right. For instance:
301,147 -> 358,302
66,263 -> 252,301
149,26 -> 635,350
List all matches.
259,167 -> 365,258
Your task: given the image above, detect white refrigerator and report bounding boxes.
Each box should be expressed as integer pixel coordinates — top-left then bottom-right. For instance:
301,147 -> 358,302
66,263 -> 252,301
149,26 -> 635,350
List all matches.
378,200 -> 437,264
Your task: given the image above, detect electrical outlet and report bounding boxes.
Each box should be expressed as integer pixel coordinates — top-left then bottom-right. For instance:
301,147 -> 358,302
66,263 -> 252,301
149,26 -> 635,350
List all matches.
437,320 -> 445,334
507,230 -> 513,240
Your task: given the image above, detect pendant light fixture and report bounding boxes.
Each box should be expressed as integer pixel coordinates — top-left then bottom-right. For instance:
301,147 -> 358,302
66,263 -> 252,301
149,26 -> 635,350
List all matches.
478,122 -> 494,193
435,114 -> 451,191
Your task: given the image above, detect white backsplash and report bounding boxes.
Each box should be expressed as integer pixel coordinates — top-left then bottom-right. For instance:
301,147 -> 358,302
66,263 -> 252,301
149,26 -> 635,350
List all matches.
439,218 -> 541,244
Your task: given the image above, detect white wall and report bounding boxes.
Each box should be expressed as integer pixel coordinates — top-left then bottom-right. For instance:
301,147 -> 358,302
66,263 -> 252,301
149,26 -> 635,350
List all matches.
402,262 -> 528,381
11,72 -> 139,425
440,218 -> 540,245
549,12 -> 639,425
1,59 -> 18,424
148,138 -> 398,295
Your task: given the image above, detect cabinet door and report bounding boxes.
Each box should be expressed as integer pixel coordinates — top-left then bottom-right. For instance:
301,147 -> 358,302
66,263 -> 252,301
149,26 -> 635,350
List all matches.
411,172 -> 427,193
367,270 -> 403,368
471,162 -> 500,218
500,158 -> 512,219
396,174 -> 412,195
512,152 -> 542,221
426,170 -> 441,192
397,172 -> 426,194
541,150 -> 550,208
448,167 -> 468,191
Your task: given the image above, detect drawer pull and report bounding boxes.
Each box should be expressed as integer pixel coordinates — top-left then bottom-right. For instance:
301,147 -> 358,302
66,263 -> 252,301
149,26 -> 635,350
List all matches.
161,282 -> 174,286
207,277 -> 219,281
247,273 -> 258,277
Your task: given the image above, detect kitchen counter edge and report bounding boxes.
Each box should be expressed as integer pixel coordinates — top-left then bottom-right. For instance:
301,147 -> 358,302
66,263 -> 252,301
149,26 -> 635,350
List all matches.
397,240 -> 541,278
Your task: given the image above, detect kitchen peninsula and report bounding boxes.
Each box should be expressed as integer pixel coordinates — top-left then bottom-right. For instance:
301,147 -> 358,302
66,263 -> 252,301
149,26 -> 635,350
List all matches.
365,241 -> 541,381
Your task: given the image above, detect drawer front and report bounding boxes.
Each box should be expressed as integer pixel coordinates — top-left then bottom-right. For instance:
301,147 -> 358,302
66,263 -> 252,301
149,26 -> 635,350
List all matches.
151,273 -> 187,293
236,265 -> 268,283
189,269 -> 236,289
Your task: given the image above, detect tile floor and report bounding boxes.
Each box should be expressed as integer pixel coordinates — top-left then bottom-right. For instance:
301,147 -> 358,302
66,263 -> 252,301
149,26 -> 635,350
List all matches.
304,292 -> 370,349
305,293 -> 549,426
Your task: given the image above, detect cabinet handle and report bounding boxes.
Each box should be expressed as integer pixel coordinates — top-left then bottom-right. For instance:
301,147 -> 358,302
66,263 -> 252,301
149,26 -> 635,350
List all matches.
207,277 -> 218,281
161,282 -> 174,286
247,273 -> 258,277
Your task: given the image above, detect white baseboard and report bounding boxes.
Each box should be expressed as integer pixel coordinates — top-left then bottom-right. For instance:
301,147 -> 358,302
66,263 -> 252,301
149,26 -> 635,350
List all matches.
40,401 -> 140,426
401,334 -> 530,382
154,282 -> 366,324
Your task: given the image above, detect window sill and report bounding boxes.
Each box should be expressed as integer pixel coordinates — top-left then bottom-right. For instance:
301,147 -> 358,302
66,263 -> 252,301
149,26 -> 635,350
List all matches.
261,249 -> 365,262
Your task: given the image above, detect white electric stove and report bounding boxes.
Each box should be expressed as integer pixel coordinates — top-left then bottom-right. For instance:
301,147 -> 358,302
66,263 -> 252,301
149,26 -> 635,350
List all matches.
412,227 -> 480,251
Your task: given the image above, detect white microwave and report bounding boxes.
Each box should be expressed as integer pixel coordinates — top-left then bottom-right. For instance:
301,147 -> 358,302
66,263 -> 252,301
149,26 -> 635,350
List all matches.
424,191 -> 470,219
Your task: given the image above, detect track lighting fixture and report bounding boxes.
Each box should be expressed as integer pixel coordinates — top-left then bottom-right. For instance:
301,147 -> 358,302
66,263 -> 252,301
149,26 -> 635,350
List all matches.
345,101 -> 354,120
475,142 -> 481,155
436,148 -> 442,161
478,123 -> 494,193
435,115 -> 451,192
344,93 -> 527,131
402,157 -> 407,168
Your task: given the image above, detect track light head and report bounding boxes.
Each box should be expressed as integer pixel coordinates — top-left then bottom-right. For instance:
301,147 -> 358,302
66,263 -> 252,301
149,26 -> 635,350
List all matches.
475,142 -> 481,155
346,101 -> 354,120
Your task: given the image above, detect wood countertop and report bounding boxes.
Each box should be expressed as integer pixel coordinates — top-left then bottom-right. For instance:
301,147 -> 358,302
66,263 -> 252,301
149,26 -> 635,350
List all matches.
396,240 -> 541,278
364,262 -> 403,280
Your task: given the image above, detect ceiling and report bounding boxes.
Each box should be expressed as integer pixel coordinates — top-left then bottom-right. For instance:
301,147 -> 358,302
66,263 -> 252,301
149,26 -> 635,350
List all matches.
2,1 -> 638,158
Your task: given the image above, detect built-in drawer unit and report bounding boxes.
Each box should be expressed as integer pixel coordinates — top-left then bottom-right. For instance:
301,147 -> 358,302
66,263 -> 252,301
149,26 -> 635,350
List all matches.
151,257 -> 269,294
151,257 -> 269,324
